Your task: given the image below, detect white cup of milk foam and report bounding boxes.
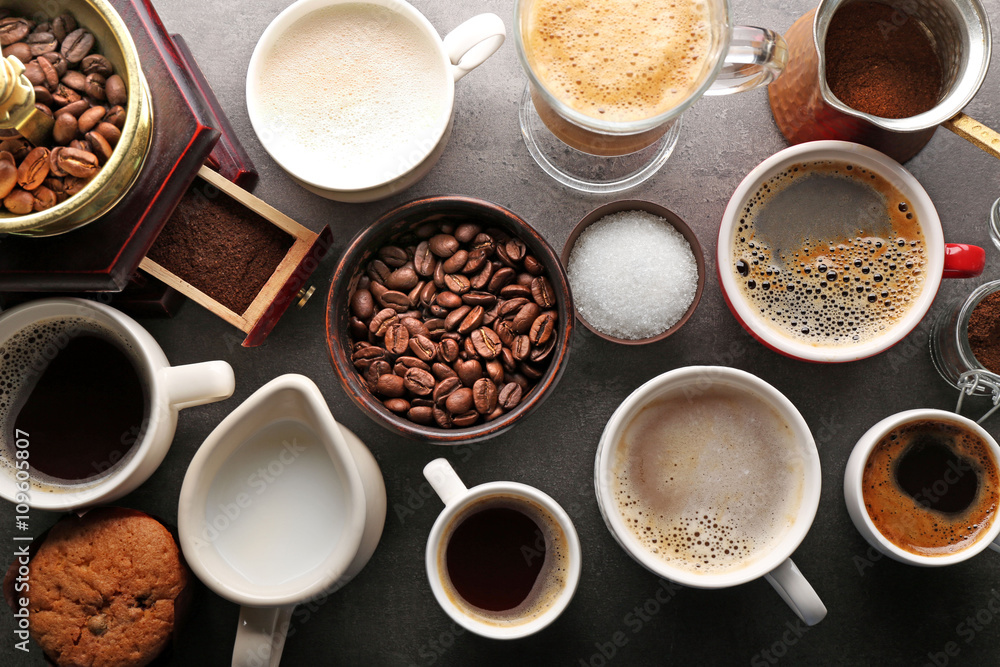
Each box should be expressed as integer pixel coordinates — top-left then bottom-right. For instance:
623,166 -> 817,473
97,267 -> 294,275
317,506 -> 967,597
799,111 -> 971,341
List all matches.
246,0 -> 506,203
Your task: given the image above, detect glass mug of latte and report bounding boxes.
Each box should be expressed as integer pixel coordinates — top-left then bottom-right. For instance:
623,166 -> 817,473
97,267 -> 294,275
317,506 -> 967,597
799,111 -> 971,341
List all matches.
595,367 -> 827,626
514,0 -> 788,193
717,140 -> 985,363
844,409 -> 1000,565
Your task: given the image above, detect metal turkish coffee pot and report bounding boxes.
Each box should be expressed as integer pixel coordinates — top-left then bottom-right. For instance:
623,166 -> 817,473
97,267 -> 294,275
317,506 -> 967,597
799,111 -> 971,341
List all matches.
769,0 -> 994,163
0,0 -> 152,236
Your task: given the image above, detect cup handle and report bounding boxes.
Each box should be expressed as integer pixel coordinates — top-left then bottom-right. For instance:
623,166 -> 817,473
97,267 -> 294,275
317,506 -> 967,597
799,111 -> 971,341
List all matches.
424,458 -> 468,506
232,605 -> 295,667
763,558 -> 827,626
705,26 -> 788,96
943,244 -> 986,279
442,14 -> 506,83
988,534 -> 1000,554
161,361 -> 235,410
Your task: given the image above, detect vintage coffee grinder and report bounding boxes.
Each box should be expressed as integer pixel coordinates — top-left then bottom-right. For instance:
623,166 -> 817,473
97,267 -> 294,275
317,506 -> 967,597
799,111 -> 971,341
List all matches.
0,0 -> 330,346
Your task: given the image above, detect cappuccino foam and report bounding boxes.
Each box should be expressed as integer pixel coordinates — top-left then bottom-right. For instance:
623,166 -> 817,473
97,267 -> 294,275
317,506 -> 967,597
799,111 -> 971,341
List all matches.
256,4 -> 450,189
524,0 -> 714,122
612,385 -> 804,574
732,161 -> 927,346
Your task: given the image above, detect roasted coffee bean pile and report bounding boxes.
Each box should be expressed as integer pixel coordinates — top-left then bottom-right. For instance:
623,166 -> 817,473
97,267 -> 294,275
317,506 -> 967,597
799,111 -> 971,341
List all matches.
348,220 -> 560,429
0,11 -> 128,214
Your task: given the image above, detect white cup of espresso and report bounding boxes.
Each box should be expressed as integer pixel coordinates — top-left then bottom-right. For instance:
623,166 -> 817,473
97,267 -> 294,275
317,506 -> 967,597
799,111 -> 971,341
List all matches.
246,0 -> 506,203
594,366 -> 827,626
716,140 -> 984,363
0,298 -> 235,511
423,458 -> 582,639
844,409 -> 1000,566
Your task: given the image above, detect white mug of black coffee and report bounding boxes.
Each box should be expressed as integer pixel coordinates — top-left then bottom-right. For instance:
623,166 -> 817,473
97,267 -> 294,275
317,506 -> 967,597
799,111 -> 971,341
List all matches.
0,298 -> 235,511
845,409 -> 1000,566
423,458 -> 581,639
595,367 -> 827,626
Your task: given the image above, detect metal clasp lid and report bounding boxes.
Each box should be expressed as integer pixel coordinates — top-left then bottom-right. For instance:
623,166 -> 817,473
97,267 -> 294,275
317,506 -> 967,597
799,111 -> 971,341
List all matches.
955,370 -> 1000,423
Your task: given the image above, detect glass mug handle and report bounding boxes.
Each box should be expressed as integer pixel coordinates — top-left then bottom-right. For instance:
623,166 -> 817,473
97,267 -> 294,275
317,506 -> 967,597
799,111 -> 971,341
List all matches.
944,243 -> 986,279
706,26 -> 789,96
763,558 -> 827,626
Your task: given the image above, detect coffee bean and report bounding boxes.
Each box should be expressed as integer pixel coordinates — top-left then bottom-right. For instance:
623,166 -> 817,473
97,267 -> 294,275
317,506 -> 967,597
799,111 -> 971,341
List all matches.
495,319 -> 516,347
61,29 -> 94,63
513,302 -> 541,334
3,188 -> 32,214
408,406 -> 434,425
470,259 -> 493,290
56,146 -> 98,179
462,337 -> 478,359
454,358 -> 482,387
470,327 -> 502,359
364,359 -> 391,390
0,18 -> 30,46
0,152 -> 16,199
455,222 -> 481,243
383,323 -> 409,355
401,317 -> 429,338
394,356 -> 429,376
433,376 -> 461,403
409,334 -> 437,362
43,177 -> 66,203
376,245 -> 407,268
500,347 -> 516,372
85,131 -> 113,163
84,72 -> 106,101
41,51 -> 68,78
486,360 -> 504,385
488,267 -> 516,292
510,373 -> 531,393
471,232 -> 496,254
27,32 -> 57,57
52,15 -> 77,44
61,69 -> 86,92
367,259 -> 391,284
17,147 -> 49,191
444,305 -> 471,331
439,338 -> 459,363
530,336 -> 557,363
425,318 -> 446,338
35,55 -> 59,89
446,387 -> 474,415
386,266 -> 418,291
404,367 -> 436,396
529,311 -> 557,346
462,291 -> 496,308
444,273 -> 471,295
501,283 -> 532,299
63,176 -> 89,196
414,241 -> 436,276
498,383 -> 523,410
520,362 -> 544,382
433,261 -> 447,289
436,290 -> 463,310
32,85 -> 52,107
78,105 -> 105,133
419,281 -> 437,307
531,277 -> 556,308
457,306 -> 484,335
429,234 -> 459,258
498,297 -> 529,318
433,407 -> 452,428
384,398 -> 410,414
350,288 -> 374,319
3,42 -> 29,63
104,105 -> 126,129
375,373 -> 406,398
94,122 -> 121,148
369,308 -> 398,336
379,290 -> 411,311
353,344 -> 386,369
512,335 -> 532,362
473,378 -> 498,415
81,54 -> 112,78
442,249 -> 468,274
505,238 -> 527,262
432,363 -> 458,383
452,411 -> 479,428
524,255 -> 544,276
31,185 -> 56,211
461,248 -> 487,274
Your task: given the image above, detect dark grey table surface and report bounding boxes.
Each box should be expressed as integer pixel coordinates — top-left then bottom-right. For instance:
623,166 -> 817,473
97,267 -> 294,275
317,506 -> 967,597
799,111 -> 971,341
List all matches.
5,0 -> 1000,665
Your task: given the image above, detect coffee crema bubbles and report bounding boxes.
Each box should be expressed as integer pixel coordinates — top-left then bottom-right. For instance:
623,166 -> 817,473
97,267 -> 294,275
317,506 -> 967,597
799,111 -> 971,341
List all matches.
732,160 -> 927,346
612,386 -> 804,574
862,420 -> 1000,556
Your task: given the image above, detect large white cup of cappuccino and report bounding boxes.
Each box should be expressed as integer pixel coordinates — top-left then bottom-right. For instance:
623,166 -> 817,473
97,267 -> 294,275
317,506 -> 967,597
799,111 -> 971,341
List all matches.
0,298 -> 235,511
595,366 -> 827,626
247,0 -> 505,203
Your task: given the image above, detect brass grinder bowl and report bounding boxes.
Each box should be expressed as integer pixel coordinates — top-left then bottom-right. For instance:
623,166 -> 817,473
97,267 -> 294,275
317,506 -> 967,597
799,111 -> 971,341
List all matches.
0,0 -> 151,236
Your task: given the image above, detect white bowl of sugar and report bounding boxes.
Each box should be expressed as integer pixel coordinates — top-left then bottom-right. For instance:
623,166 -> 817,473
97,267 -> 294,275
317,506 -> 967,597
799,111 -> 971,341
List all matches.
246,0 -> 505,203
561,200 -> 705,344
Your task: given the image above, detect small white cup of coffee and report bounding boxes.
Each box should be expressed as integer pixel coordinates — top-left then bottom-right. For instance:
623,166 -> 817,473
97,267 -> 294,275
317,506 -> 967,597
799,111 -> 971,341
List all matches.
717,140 -> 984,363
595,366 -> 827,626
844,409 -> 1000,566
246,0 -> 506,203
423,458 -> 581,639
0,298 -> 235,511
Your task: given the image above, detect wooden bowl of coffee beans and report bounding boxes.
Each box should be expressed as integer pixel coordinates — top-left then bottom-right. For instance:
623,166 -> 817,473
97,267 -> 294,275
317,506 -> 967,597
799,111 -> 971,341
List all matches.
0,0 -> 152,236
327,195 -> 574,444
